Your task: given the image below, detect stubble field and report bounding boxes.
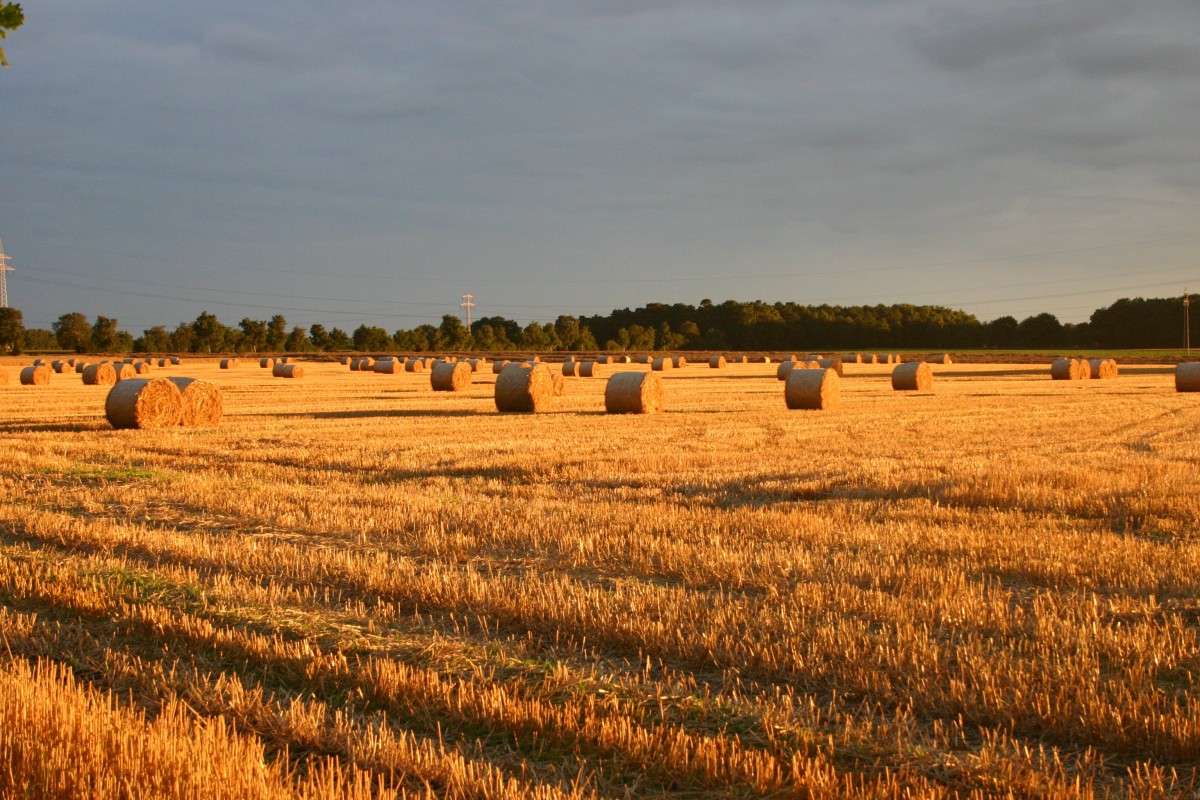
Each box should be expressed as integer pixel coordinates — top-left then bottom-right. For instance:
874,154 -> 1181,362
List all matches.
1,357 -> 1198,799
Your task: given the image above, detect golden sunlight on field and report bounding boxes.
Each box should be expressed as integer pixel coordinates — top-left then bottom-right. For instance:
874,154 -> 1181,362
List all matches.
1,357 -> 1198,798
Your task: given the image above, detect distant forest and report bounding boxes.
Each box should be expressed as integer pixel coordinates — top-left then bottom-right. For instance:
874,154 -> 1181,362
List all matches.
1,294 -> 1193,354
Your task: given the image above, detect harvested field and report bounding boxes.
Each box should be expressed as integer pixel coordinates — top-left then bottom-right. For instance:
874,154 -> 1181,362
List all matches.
0,358 -> 1198,798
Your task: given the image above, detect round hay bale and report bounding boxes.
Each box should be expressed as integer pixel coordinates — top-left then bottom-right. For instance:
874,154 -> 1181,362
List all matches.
491,360 -> 511,374
1088,358 -> 1118,379
157,358 -> 170,368
892,361 -> 932,391
75,362 -> 88,374
1175,363 -> 1200,392
431,361 -> 473,391
349,359 -> 362,371
272,362 -> 287,377
635,355 -> 652,364
784,368 -> 840,410
278,357 -> 289,364
709,355 -> 726,369
219,359 -> 236,369
20,365 -> 51,386
133,361 -> 151,375
930,354 -> 952,365
579,361 -> 602,378
51,360 -> 69,373
359,357 -> 376,370
817,357 -> 844,377
260,357 -> 275,368
278,364 -> 304,379
551,373 -> 566,396
842,354 -> 863,364
82,363 -> 117,386
402,358 -> 423,373
374,359 -> 402,374
166,377 -> 223,427
562,361 -> 580,377
105,377 -> 183,430
339,356 -> 352,365
776,361 -> 799,381
671,356 -> 687,368
170,357 -> 181,365
525,355 -> 542,363
32,359 -> 46,366
114,363 -> 138,381
604,371 -> 663,414
1050,357 -> 1089,381
615,355 -> 631,363
651,357 -> 673,371
495,363 -> 554,413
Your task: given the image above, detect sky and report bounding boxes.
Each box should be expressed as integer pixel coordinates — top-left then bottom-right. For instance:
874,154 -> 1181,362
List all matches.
2,1 -> 1199,334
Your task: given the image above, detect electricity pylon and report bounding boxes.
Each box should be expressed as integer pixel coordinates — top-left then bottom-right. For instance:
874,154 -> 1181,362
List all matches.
0,238 -> 13,308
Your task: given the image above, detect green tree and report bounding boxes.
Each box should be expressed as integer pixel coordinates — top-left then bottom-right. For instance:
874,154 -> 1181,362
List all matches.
308,324 -> 330,351
434,314 -> 470,351
239,318 -> 268,352
0,3 -> 24,67
169,322 -> 194,352
53,312 -> 92,352
352,324 -> 390,352
0,306 -> 23,353
91,316 -> 120,352
265,314 -> 288,351
136,325 -> 171,352
23,328 -> 56,350
191,311 -> 227,353
327,327 -> 352,351
285,326 -> 313,352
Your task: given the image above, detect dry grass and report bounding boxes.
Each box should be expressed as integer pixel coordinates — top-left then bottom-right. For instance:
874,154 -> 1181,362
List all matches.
1,357 -> 1198,798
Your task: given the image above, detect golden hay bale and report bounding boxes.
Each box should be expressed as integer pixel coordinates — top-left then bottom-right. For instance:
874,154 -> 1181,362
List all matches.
272,362 -> 287,377
635,355 -> 653,364
604,371 -> 663,414
551,373 -> 565,396
784,368 -> 840,410
817,357 -> 844,377
114,363 -> 138,381
1088,358 -> 1118,379
431,361 -> 473,391
32,359 -> 47,366
525,355 -> 541,363
490,359 -> 511,374
671,356 -> 687,368
842,354 -> 863,364
615,355 -> 631,363
260,357 -> 275,368
929,354 -> 952,365
579,361 -> 602,378
170,357 -> 181,365
219,359 -> 236,369
52,360 -> 69,373
402,358 -> 423,373
133,361 -> 151,375
20,365 -> 51,386
339,356 -> 351,365
776,361 -> 799,381
651,357 -> 673,371
1175,363 -> 1200,392
157,358 -> 169,368
892,361 -> 933,391
166,377 -> 223,427
374,359 -> 402,374
864,354 -> 878,364
359,357 -> 377,370
495,363 -> 554,412
709,355 -> 726,369
562,360 -> 580,377
1050,357 -> 1090,381
75,362 -> 88,373
278,364 -> 304,379
277,357 -> 289,364
82,363 -> 117,386
105,377 -> 183,430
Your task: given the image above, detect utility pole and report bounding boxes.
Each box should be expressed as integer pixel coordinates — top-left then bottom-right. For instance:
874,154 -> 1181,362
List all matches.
460,293 -> 475,329
0,238 -> 13,308
1186,288 -> 1191,355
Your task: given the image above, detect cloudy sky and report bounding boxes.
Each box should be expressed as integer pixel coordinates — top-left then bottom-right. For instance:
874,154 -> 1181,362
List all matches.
2,1 -> 1198,334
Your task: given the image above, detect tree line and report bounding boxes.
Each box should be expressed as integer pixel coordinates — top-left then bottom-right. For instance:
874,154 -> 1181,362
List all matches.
0,294 -> 1194,355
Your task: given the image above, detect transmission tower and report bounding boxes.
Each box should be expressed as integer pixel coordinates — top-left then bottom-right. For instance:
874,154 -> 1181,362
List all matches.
0,238 -> 13,308
460,293 -> 475,328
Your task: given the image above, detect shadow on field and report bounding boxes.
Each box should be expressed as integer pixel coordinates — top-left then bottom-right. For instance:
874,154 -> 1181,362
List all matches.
275,409 -> 488,420
0,421 -> 107,433
939,368 -> 1047,378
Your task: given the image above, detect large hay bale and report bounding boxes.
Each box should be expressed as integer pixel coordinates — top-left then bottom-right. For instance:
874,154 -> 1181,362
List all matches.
82,363 -> 117,386
278,364 -> 304,379
892,361 -> 932,391
166,377 -> 223,427
402,358 -> 424,373
20,365 -> 51,386
671,356 -> 687,368
1175,363 -> 1200,392
359,357 -> 377,370
1088,358 -> 1118,379
579,361 -> 602,378
562,361 -> 580,377
495,363 -> 554,412
651,357 -> 673,371
1050,357 -> 1090,381
784,368 -> 840,410
776,360 -> 799,381
604,371 -> 663,414
709,355 -> 726,369
817,357 -> 844,377
105,377 -> 183,430
490,360 -> 511,374
114,363 -> 138,381
374,359 -> 402,374
339,356 -> 351,365
170,357 -> 181,365
431,361 -> 473,391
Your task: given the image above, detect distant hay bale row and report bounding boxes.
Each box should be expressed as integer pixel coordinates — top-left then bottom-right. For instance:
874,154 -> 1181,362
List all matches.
105,377 -> 222,429
431,361 -> 472,391
374,359 -> 402,374
1051,357 -> 1091,381
785,368 -> 839,410
1088,358 -> 1118,379
892,361 -> 932,391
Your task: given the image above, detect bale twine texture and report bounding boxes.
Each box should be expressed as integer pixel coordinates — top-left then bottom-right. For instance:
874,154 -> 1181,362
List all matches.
651,357 -> 673,371
495,363 -> 554,412
562,361 -> 580,377
431,361 -> 473,392
671,356 -> 687,368
579,361 -> 601,378
82,363 -> 117,386
776,361 -> 799,381
20,366 -> 51,386
784,368 -> 840,410
278,365 -> 304,379
105,378 -> 183,429
166,377 -> 223,426
1050,357 -> 1090,381
1088,358 -> 1118,379
709,355 -> 726,369
892,361 -> 933,391
604,371 -> 663,414
1175,363 -> 1200,392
